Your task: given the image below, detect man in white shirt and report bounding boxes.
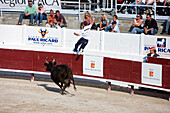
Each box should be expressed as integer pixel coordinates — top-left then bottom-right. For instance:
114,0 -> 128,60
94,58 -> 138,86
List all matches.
73,17 -> 95,54
111,21 -> 120,33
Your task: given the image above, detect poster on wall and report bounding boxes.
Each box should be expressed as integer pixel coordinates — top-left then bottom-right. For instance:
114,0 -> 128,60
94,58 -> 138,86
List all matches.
83,55 -> 103,77
143,36 -> 170,58
24,27 -> 62,47
0,0 -> 61,11
142,63 -> 162,86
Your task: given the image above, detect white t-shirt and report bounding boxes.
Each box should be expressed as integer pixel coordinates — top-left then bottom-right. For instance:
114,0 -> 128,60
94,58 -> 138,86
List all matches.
81,24 -> 92,40
147,0 -> 154,4
113,26 -> 120,33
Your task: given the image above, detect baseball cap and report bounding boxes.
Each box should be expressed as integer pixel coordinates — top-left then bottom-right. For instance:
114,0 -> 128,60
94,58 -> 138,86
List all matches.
150,47 -> 156,50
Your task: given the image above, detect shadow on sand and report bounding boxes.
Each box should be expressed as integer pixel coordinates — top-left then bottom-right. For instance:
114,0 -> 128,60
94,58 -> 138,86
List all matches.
37,84 -> 75,96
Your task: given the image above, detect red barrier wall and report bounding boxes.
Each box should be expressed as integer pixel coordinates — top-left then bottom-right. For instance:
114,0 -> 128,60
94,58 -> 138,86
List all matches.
0,48 -> 170,90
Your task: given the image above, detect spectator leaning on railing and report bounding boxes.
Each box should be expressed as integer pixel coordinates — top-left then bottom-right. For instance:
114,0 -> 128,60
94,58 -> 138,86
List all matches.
18,0 -> 36,26
142,14 -> 158,35
105,15 -> 119,32
131,14 -> 144,34
145,0 -> 155,14
34,3 -> 47,26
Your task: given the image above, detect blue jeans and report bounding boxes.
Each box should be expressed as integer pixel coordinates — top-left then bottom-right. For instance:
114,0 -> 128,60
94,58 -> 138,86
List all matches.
165,21 -> 170,32
129,2 -> 145,14
105,26 -> 113,32
142,29 -> 158,35
34,14 -> 47,24
74,38 -> 88,51
18,13 -> 34,24
131,27 -> 143,34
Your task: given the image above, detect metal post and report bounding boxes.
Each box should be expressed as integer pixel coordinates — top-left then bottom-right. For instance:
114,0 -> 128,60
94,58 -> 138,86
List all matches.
96,0 -> 100,11
78,0 -> 81,21
115,0 -> 117,15
154,1 -> 157,20
0,8 -> 2,18
103,0 -> 106,9
130,85 -> 134,95
106,0 -> 109,9
31,73 -> 34,82
111,0 -> 113,9
107,82 -> 111,91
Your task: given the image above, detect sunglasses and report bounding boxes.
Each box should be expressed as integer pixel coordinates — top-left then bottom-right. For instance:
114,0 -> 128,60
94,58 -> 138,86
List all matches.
136,16 -> 140,17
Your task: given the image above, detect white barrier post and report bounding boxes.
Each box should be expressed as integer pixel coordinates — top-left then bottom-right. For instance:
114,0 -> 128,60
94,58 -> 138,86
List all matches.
31,73 -> 34,82
62,27 -> 66,48
100,30 -> 105,51
139,33 -> 144,55
22,24 -> 27,44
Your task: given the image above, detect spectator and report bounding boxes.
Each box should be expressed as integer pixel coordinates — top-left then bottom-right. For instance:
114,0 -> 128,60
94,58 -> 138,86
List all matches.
147,47 -> 159,57
81,12 -> 92,29
54,10 -> 67,28
142,14 -> 158,35
34,3 -> 47,26
128,0 -> 145,14
105,15 -> 119,32
160,16 -> 170,34
165,0 -> 170,15
131,14 -> 144,34
145,0 -> 155,14
46,9 -> 55,27
18,0 -> 36,26
97,14 -> 109,31
156,0 -> 166,15
111,21 -> 120,33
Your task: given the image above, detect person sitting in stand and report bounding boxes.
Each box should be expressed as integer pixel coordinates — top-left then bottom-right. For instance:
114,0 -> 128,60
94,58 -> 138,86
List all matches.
147,47 -> 160,57
34,3 -> 47,26
46,9 -> 55,27
18,0 -> 36,26
54,10 -> 67,28
105,15 -> 119,32
142,14 -> 158,35
160,16 -> 170,34
156,0 -> 167,15
131,14 -> 144,34
97,14 -> 109,31
111,21 -> 120,33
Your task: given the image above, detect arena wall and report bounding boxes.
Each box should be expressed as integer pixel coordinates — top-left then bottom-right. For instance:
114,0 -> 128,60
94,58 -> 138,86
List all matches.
0,25 -> 170,92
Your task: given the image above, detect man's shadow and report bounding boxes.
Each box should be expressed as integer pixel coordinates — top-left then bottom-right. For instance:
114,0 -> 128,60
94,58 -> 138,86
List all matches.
37,84 -> 75,96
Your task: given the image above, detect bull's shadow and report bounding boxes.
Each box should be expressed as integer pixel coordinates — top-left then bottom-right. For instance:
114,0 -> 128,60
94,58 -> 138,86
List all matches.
37,84 -> 61,94
37,84 -> 74,95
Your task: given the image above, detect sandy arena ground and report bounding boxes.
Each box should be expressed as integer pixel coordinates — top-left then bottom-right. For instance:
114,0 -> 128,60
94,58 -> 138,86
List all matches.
0,77 -> 170,113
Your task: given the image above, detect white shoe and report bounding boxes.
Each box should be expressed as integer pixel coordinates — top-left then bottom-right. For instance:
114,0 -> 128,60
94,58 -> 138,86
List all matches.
78,49 -> 84,55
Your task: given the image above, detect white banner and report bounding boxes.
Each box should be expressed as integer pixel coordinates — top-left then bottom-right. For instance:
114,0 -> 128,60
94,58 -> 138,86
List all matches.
0,0 -> 61,11
83,55 -> 103,77
142,63 -> 162,86
143,36 -> 170,58
24,26 -> 62,47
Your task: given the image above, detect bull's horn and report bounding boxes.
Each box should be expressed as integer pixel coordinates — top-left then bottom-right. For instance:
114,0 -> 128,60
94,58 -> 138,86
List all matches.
45,57 -> 49,64
51,56 -> 55,63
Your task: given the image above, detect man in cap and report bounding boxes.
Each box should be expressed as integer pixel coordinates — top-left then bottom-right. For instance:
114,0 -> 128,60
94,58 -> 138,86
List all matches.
147,47 -> 160,57
18,0 -> 36,26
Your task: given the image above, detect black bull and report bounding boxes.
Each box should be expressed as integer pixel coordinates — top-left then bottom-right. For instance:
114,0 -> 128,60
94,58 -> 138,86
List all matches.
44,57 -> 76,94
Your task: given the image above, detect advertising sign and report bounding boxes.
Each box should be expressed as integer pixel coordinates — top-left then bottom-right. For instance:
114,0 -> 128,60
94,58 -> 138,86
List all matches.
143,36 -> 170,57
142,63 -> 162,86
0,0 -> 61,11
83,55 -> 103,77
24,27 -> 62,47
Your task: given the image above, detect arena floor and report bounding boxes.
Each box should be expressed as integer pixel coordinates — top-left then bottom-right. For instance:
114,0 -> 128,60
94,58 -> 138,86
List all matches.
0,77 -> 170,113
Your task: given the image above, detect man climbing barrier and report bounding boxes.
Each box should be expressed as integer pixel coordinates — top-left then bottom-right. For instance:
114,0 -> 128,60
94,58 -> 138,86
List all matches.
73,17 -> 95,55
